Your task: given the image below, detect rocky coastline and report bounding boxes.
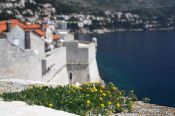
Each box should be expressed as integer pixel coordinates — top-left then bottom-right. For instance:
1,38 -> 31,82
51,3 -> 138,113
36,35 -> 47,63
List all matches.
116,101 -> 175,116
79,27 -> 175,34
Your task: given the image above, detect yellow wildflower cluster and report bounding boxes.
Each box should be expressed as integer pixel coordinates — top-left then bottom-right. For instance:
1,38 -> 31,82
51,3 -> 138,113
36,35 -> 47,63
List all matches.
99,97 -> 103,101
86,100 -> 91,105
107,101 -> 112,105
116,103 -> 121,108
100,103 -> 105,108
102,93 -> 106,97
90,87 -> 97,92
112,87 -> 117,90
1,82 -> 134,115
100,85 -> 105,89
48,103 -> 53,108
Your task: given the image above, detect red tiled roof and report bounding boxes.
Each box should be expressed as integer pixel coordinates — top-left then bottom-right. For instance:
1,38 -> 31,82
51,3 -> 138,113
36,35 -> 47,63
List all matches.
43,24 -> 49,28
25,24 -> 40,29
0,21 -> 7,33
9,19 -> 26,29
0,19 -> 59,40
34,29 -> 45,37
0,19 -> 40,33
53,35 -> 61,40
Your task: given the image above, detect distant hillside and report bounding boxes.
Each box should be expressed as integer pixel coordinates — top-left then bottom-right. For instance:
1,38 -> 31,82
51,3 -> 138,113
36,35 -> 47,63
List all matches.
41,0 -> 175,12
1,0 -> 175,20
33,0 -> 175,18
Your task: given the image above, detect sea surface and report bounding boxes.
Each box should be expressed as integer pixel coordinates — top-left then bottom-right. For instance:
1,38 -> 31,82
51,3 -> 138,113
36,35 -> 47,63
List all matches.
94,31 -> 175,107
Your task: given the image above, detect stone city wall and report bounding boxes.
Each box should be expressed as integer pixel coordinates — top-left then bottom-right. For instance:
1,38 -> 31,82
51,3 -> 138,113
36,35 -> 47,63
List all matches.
42,47 -> 69,84
63,41 -> 101,84
88,59 -> 101,82
63,42 -> 89,64
30,32 -> 45,57
6,25 -> 25,49
67,64 -> 89,84
0,38 -> 42,81
88,43 -> 96,63
62,33 -> 74,41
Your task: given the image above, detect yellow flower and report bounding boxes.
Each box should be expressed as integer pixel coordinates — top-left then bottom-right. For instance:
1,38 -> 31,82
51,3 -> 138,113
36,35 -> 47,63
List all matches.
48,103 -> 53,108
93,88 -> 97,92
107,91 -> 111,94
116,103 -> 121,108
100,85 -> 105,89
86,100 -> 91,105
100,104 -> 105,108
99,97 -> 103,101
102,93 -> 106,97
91,89 -> 94,93
100,90 -> 103,93
107,101 -> 112,105
112,87 -> 117,90
79,87 -> 82,90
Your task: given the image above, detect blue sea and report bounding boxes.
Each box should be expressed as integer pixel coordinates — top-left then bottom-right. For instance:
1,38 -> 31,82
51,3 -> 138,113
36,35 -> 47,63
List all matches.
94,31 -> 175,107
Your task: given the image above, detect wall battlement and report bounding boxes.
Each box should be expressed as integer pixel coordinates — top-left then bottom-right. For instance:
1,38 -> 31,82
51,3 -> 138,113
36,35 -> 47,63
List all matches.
63,41 -> 101,84
63,41 -> 96,64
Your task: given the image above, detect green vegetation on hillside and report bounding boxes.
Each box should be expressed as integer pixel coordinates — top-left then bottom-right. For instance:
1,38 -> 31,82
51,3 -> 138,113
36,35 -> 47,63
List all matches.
35,0 -> 175,14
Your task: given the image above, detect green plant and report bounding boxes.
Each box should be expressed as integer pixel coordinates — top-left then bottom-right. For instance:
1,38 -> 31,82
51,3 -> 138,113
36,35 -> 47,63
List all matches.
128,90 -> 138,101
0,83 -> 135,116
142,97 -> 150,103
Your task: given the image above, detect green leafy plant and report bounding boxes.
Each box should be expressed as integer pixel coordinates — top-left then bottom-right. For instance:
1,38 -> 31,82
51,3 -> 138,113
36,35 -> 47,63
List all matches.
0,83 -> 136,116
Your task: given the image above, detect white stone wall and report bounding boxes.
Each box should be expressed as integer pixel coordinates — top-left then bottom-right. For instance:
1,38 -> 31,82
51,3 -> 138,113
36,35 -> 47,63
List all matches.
7,26 -> 45,57
42,47 -> 69,84
67,64 -> 89,84
0,38 -> 42,81
63,42 -> 89,64
0,34 -> 100,85
64,41 -> 101,84
6,26 -> 25,50
88,43 -> 96,63
30,32 -> 45,57
89,59 -> 101,82
62,33 -> 74,42
48,67 -> 69,85
88,43 -> 101,82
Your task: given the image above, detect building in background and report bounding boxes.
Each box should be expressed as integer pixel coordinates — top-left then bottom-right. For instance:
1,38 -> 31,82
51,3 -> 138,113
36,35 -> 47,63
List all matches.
0,19 -> 101,85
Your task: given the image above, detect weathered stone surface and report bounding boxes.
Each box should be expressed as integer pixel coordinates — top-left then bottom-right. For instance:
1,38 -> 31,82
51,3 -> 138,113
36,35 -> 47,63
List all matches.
0,101 -> 77,116
132,101 -> 175,116
0,79 -> 54,93
64,41 -> 101,84
42,47 -> 69,85
0,38 -> 69,85
115,101 -> 175,116
0,38 -> 42,81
